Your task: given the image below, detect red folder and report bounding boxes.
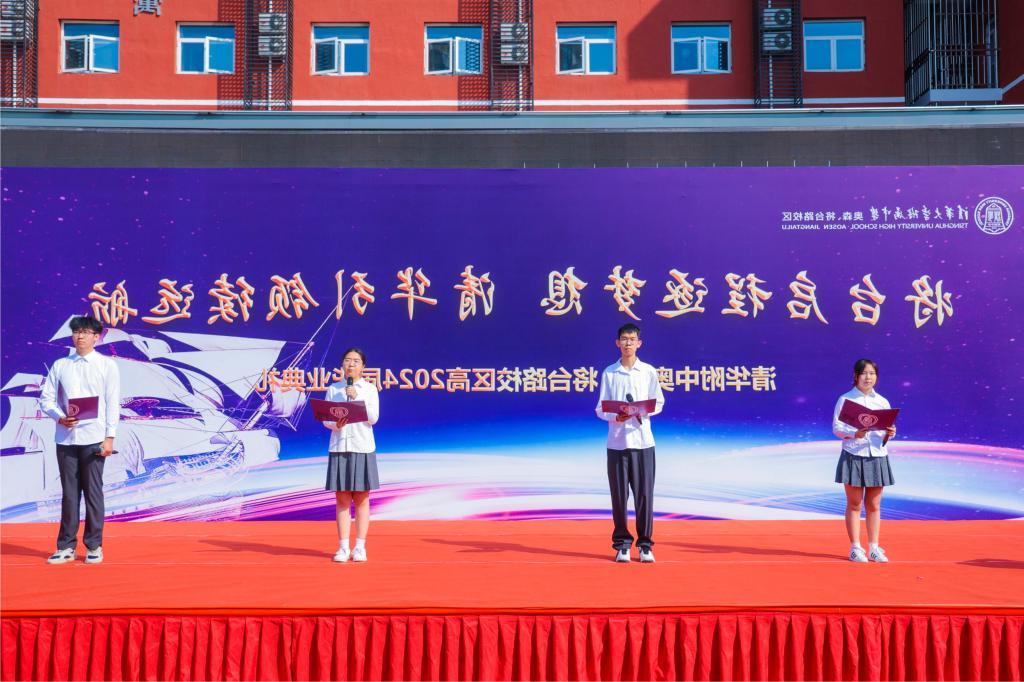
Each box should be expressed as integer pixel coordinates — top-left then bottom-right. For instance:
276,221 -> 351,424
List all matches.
839,399 -> 899,431
310,399 -> 368,425
601,399 -> 657,417
66,396 -> 99,421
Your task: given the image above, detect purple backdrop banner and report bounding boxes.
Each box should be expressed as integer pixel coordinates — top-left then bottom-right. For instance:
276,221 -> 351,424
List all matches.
1,166 -> 1021,521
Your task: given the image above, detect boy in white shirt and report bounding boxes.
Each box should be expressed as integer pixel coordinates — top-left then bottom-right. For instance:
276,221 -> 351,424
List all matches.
39,316 -> 120,565
595,324 -> 665,563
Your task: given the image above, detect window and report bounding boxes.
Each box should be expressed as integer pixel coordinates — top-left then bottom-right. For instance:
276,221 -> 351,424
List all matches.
425,25 -> 482,75
62,23 -> 119,73
178,25 -> 235,74
313,25 -> 369,75
804,20 -> 864,72
557,25 -> 615,74
671,24 -> 730,74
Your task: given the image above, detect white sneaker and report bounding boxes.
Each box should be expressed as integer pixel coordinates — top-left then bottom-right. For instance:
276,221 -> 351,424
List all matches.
639,548 -> 656,563
351,546 -> 367,562
614,548 -> 631,563
869,546 -> 889,563
333,546 -> 351,563
85,547 -> 103,564
849,546 -> 868,563
47,547 -> 75,564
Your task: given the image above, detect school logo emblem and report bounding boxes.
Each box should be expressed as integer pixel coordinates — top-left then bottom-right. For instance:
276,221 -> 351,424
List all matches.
974,197 -> 1013,235
329,405 -> 350,420
857,414 -> 878,429
67,404 -> 80,417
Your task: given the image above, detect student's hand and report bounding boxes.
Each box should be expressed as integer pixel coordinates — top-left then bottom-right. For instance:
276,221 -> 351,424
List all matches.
99,438 -> 115,457
854,429 -> 868,439
345,387 -> 358,401
885,426 -> 896,438
335,417 -> 348,429
615,413 -> 631,423
58,416 -> 78,428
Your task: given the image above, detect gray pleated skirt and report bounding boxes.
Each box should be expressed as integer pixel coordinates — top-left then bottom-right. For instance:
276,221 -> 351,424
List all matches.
835,450 -> 895,487
326,452 -> 380,491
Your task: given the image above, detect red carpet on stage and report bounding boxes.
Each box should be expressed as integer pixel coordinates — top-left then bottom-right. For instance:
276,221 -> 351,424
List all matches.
2,520 -> 1022,680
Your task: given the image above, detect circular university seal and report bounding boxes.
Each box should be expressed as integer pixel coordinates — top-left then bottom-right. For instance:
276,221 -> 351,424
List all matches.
974,197 -> 1014,235
857,414 -> 879,429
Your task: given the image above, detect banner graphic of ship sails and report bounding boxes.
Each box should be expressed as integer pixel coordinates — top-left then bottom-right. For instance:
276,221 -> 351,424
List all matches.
1,317 -> 314,520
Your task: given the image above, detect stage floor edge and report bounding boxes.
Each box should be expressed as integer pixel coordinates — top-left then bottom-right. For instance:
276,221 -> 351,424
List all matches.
2,520 -> 1022,616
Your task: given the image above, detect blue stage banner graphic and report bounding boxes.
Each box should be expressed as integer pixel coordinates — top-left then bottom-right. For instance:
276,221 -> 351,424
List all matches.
1,166 -> 1022,521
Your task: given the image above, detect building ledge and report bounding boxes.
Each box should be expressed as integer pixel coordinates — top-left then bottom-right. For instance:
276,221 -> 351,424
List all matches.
1,104 -> 1023,132
917,88 -> 1004,105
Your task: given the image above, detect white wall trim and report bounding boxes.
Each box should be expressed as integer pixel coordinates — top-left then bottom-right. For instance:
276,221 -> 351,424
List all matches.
534,98 -> 755,106
31,97 -> 238,106
23,95 -> 911,108
294,99 -> 485,106
803,96 -> 905,104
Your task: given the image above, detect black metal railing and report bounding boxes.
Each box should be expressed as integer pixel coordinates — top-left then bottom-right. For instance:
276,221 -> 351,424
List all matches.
0,0 -> 38,108
243,0 -> 292,110
905,0 -> 999,105
753,0 -> 803,108
488,0 -> 533,111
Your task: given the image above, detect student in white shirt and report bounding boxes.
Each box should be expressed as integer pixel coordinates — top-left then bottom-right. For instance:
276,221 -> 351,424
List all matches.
595,323 -> 666,563
322,347 -> 380,563
832,358 -> 898,563
38,316 -> 120,565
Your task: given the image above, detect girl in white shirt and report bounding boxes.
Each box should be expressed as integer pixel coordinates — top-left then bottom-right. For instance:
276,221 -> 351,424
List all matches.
832,358 -> 897,563
323,348 -> 380,563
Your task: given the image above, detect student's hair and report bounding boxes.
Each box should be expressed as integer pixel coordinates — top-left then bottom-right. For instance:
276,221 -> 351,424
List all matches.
617,323 -> 641,339
342,347 -> 366,365
852,358 -> 879,385
69,315 -> 103,335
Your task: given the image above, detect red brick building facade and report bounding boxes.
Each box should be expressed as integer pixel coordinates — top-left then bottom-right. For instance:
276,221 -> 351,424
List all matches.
2,0 -> 1022,110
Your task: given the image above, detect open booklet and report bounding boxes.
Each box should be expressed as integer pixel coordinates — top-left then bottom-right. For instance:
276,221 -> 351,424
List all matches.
601,399 -> 658,418
838,399 -> 899,431
309,399 -> 369,425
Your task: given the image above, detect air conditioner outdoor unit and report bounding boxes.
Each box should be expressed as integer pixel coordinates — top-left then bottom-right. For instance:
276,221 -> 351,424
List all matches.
258,12 -> 287,34
258,35 -> 287,57
0,18 -> 29,41
499,22 -> 529,42
763,7 -> 793,29
500,43 -> 529,65
1,0 -> 33,19
762,30 -> 793,53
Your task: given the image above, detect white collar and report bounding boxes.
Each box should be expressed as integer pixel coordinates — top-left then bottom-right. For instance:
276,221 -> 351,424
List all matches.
614,358 -> 645,373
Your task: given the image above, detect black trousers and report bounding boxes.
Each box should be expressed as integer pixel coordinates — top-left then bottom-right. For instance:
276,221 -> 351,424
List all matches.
606,446 -> 656,551
55,443 -> 106,551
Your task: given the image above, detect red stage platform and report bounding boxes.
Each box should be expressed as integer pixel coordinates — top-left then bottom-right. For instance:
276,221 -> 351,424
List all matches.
2,520 -> 1022,680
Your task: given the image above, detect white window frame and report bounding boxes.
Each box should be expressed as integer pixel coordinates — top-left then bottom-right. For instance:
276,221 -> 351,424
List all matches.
556,26 -> 616,75
311,25 -> 370,76
61,22 -> 119,74
177,24 -> 235,75
803,21 -> 865,72
424,26 -> 482,75
671,26 -> 731,75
